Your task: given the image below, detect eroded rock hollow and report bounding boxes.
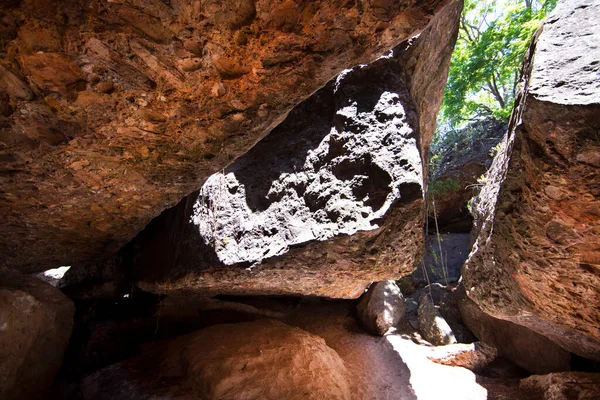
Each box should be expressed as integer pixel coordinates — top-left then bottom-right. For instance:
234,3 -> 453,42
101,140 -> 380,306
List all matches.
126,2 -> 462,298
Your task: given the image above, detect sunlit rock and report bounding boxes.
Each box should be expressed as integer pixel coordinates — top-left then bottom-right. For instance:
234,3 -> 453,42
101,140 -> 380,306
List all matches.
461,0 -> 600,362
357,280 -> 405,336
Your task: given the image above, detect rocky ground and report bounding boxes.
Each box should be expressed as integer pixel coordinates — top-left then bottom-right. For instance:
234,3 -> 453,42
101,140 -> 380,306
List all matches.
45,286 -> 543,400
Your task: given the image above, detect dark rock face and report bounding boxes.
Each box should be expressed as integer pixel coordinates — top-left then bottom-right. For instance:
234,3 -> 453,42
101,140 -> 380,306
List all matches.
128,2 -> 462,298
0,270 -> 74,399
0,0 -> 456,273
461,0 -> 600,361
357,280 -> 405,336
407,233 -> 471,287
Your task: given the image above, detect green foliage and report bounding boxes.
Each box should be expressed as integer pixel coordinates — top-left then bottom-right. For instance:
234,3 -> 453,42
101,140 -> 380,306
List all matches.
439,0 -> 556,130
429,178 -> 460,196
489,141 -> 505,157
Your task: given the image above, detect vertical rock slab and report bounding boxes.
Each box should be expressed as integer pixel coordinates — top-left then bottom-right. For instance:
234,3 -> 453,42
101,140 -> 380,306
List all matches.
130,2 -> 462,298
0,270 -> 74,399
461,0 -> 600,361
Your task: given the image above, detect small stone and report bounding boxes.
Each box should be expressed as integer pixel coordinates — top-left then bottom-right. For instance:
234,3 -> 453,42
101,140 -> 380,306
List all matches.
139,146 -> 150,159
69,160 -> 90,170
357,280 -> 405,336
576,150 -> 600,167
138,109 -> 167,123
87,73 -> 101,84
230,100 -> 246,110
96,81 -> 114,94
235,31 -> 248,46
544,185 -> 563,200
183,40 -> 203,56
417,293 -> 457,346
181,58 -> 202,72
257,103 -> 269,118
230,113 -> 245,122
212,82 -> 226,97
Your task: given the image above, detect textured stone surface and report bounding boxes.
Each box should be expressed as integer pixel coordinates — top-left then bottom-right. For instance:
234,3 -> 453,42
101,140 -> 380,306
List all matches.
520,372 -> 600,400
461,0 -> 600,361
0,0 -> 457,273
126,1 -> 462,298
194,68 -> 423,266
417,293 -> 456,346
427,342 -> 498,372
81,319 -> 352,400
357,280 -> 405,336
0,270 -> 74,400
458,291 -> 571,374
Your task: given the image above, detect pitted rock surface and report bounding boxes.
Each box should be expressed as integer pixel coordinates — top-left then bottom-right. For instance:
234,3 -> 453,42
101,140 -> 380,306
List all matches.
461,0 -> 600,361
0,0 -> 456,272
193,62 -> 422,265
128,2 -> 462,298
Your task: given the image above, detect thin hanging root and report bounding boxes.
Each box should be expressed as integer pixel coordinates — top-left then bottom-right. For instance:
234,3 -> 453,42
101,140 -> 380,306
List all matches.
431,195 -> 449,286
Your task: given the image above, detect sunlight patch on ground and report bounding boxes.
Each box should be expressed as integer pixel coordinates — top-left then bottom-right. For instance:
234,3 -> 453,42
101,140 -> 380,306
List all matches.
386,334 -> 487,400
34,266 -> 71,287
43,266 -> 71,280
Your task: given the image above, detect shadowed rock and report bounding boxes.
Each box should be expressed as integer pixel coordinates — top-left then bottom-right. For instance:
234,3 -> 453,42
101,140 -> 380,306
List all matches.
126,1 -> 463,298
0,270 -> 74,399
418,293 -> 457,346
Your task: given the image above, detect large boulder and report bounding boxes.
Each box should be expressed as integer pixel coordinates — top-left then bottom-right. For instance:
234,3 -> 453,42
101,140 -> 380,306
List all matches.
461,0 -> 600,361
81,319 -> 352,400
0,0 -> 458,273
122,1 -> 463,298
0,270 -> 74,399
357,280 -> 405,336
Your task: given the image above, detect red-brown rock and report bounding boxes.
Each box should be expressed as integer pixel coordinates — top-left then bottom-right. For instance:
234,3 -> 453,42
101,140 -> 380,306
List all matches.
461,0 -> 600,362
520,372 -> 600,400
81,319 -> 353,400
0,0 -> 457,273
0,269 -> 74,399
123,0 -> 462,299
